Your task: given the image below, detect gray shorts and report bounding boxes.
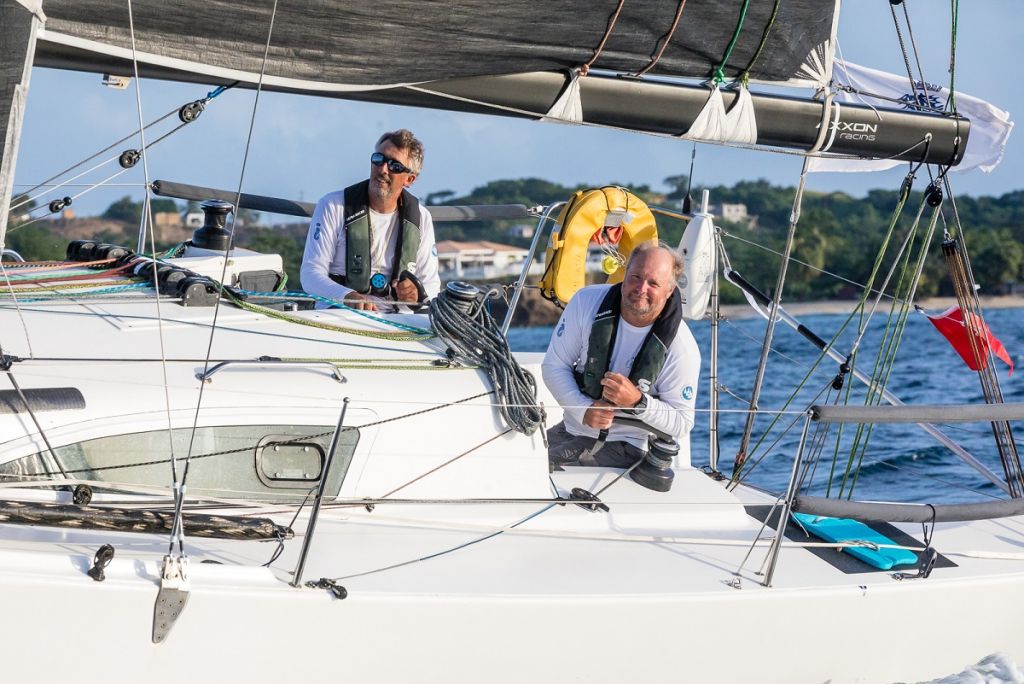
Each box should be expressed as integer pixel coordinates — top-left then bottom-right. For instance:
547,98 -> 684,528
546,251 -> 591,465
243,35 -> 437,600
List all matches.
546,422 -> 645,469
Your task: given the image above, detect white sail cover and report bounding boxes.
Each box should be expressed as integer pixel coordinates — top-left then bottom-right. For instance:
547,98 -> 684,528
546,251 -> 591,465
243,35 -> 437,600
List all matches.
809,60 -> 1013,174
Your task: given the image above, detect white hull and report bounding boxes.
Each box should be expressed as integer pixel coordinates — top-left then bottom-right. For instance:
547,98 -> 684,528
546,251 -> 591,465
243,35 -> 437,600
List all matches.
0,263 -> 1022,683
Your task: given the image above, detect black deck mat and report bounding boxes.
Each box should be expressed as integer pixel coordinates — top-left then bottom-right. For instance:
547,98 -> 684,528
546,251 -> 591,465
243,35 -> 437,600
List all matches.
745,505 -> 958,575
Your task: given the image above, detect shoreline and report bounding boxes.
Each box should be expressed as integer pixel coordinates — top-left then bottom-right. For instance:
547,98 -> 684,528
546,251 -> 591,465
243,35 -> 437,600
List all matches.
719,295 -> 1024,320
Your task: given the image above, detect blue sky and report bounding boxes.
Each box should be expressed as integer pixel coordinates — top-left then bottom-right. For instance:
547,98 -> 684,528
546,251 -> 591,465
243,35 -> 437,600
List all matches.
11,1 -> 1022,219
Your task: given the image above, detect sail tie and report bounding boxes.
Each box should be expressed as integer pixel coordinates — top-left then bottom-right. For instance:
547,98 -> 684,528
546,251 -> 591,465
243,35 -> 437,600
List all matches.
633,0 -> 688,77
543,0 -> 626,123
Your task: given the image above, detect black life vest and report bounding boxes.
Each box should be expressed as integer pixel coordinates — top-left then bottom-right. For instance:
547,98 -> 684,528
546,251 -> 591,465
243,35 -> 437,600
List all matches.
575,284 -> 683,400
338,180 -> 421,294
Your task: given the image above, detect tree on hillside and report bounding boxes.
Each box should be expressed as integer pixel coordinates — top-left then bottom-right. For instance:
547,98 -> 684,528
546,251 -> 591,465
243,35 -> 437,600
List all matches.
968,229 -> 1023,294
6,224 -> 64,261
102,196 -> 141,223
102,196 -> 179,224
236,228 -> 304,287
663,174 -> 691,202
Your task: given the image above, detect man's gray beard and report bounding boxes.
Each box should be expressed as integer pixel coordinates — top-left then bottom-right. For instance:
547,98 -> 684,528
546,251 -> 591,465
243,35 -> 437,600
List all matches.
370,181 -> 394,203
624,298 -> 653,316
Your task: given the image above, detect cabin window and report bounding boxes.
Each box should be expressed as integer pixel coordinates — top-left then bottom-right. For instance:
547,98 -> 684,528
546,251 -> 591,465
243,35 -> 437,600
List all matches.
0,425 -> 358,502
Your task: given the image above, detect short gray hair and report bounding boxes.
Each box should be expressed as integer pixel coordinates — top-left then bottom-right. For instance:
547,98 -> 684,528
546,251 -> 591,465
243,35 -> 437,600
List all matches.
377,129 -> 424,174
626,240 -> 684,281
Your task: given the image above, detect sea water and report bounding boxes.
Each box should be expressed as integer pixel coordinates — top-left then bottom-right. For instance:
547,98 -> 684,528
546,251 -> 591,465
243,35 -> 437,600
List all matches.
509,305 -> 1024,506
510,306 -> 1024,683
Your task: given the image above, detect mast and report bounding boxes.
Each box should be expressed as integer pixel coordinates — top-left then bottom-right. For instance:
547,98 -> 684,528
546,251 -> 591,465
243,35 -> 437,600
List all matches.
0,0 -> 43,249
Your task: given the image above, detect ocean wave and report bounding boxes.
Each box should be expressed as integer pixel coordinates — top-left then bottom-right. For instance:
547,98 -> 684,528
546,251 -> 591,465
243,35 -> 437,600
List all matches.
910,652 -> 1024,683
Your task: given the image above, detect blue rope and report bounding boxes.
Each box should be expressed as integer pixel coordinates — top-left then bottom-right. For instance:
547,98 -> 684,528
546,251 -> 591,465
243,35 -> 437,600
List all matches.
0,282 -> 149,302
235,289 -> 434,335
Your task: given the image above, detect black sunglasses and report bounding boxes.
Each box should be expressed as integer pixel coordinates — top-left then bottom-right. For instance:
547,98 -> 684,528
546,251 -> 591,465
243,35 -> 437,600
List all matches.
370,152 -> 414,175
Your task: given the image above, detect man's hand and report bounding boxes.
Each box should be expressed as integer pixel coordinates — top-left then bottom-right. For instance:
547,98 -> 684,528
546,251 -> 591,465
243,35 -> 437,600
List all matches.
343,292 -> 378,311
582,399 -> 616,429
600,371 -> 642,408
392,278 -> 418,305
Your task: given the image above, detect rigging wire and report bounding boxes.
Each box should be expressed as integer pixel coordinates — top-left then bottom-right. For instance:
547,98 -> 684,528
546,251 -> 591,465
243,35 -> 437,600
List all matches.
125,0 -> 184,557
889,2 -> 925,109
10,83 -> 234,214
844,195 -> 944,498
176,0 -> 281,557
9,85 -> 234,230
890,1 -> 1022,495
0,349 -> 69,479
0,261 -> 35,358
721,231 -> 898,301
328,504 -> 557,583
732,157 -> 811,477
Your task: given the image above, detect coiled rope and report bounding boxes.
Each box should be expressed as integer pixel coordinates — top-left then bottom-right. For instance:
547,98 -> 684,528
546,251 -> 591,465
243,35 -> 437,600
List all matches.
429,286 -> 544,435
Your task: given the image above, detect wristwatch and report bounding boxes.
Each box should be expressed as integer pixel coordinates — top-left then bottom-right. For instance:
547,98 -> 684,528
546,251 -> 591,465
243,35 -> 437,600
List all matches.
627,392 -> 648,416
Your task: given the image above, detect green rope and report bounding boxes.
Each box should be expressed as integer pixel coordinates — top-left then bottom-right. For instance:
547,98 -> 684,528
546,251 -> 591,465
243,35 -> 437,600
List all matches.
222,289 -> 434,342
279,356 -> 475,372
823,178 -> 916,495
729,174 -> 918,485
713,0 -> 752,84
739,0 -> 780,86
0,276 -> 140,292
947,0 -> 958,113
0,282 -> 148,301
844,201 -> 942,498
3,268 -> 94,278
839,220 -> 921,498
235,288 -> 434,336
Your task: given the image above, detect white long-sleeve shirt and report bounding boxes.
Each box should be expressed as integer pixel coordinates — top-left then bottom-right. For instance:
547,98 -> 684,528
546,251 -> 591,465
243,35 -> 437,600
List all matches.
542,284 -> 701,455
300,188 -> 441,308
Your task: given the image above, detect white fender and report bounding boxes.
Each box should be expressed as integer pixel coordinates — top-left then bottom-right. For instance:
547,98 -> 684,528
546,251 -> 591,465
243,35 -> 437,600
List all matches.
676,211 -> 716,320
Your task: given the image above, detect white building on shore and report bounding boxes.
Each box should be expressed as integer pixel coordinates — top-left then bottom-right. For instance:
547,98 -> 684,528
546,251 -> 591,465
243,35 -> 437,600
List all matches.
437,240 -> 535,280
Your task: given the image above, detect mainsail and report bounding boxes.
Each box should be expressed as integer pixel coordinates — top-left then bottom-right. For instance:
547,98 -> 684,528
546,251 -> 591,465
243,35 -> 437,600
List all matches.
0,0 -> 973,245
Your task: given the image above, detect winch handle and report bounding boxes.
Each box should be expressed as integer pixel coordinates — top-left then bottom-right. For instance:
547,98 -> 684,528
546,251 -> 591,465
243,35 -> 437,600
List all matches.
397,270 -> 428,311
612,416 -> 674,443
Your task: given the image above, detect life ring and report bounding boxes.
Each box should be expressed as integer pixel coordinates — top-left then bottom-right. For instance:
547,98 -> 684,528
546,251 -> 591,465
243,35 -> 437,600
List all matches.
539,187 -> 658,306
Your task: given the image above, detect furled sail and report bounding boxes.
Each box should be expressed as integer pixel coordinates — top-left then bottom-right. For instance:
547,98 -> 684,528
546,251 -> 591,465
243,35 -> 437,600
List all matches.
0,0 -> 978,248
808,60 -> 1013,174
35,0 -> 839,89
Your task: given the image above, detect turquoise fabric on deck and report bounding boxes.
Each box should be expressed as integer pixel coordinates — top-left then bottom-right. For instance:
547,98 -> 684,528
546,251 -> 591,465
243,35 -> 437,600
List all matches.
791,512 -> 919,570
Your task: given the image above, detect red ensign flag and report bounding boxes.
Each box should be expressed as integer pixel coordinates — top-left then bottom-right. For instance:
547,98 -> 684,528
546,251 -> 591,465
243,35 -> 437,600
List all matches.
923,305 -> 1014,376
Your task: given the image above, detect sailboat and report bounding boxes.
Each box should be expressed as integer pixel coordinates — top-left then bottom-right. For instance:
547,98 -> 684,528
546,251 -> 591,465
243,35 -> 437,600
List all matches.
1,1 -> 1023,682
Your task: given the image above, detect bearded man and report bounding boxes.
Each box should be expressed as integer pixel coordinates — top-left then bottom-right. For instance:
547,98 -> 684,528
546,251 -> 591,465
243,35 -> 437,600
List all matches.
541,241 -> 701,468
301,129 -> 440,311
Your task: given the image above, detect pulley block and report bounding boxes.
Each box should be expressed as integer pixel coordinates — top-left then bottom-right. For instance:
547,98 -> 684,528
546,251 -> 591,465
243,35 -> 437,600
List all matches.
119,149 -> 141,169
178,100 -> 206,123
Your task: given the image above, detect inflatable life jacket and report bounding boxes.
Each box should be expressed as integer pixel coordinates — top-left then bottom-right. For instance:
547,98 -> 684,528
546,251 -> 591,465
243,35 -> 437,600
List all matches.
539,187 -> 657,307
340,180 -> 421,294
574,284 -> 683,400
676,209 -> 716,320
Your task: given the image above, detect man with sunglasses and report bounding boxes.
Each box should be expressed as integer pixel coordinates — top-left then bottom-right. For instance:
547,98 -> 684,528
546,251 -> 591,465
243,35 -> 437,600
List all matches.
301,129 -> 440,311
